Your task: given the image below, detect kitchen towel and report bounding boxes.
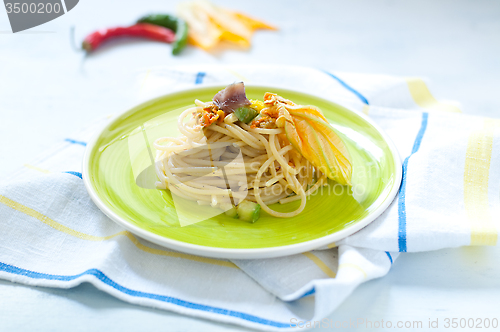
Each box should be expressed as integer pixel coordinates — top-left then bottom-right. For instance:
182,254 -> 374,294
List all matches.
1,65 -> 498,331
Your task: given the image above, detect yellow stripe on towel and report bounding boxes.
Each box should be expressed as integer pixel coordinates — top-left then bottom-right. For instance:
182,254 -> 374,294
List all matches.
338,263 -> 367,279
406,78 -> 461,113
0,195 -> 237,269
464,120 -> 497,246
24,164 -> 51,174
302,252 -> 336,278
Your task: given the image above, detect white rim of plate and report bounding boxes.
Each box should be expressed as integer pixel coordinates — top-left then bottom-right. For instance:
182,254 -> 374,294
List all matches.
82,84 -> 402,260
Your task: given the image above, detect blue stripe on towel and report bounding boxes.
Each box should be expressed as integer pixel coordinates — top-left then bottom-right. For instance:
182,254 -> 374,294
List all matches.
64,171 -> 82,179
65,139 -> 87,146
385,252 -> 393,264
299,288 -> 316,298
0,261 -> 290,328
195,72 -> 206,84
322,70 -> 369,105
398,112 -> 429,252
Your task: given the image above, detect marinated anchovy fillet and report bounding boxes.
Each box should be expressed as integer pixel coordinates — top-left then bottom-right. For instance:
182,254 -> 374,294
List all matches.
213,82 -> 252,114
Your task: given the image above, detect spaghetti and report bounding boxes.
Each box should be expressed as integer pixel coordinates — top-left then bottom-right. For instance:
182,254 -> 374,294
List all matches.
154,83 -> 351,221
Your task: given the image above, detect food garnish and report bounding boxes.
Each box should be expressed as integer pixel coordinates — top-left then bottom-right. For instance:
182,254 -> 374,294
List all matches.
261,93 -> 352,186
196,84 -> 352,186
137,14 -> 189,55
81,1 -> 275,55
177,0 -> 277,51
82,23 -> 176,53
213,82 -> 251,114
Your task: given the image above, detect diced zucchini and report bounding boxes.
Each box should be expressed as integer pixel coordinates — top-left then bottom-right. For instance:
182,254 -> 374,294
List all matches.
236,200 -> 261,223
224,206 -> 238,218
234,106 -> 258,123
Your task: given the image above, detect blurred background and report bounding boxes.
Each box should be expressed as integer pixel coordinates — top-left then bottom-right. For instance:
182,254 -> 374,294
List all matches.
1,0 -> 500,330
1,0 -> 500,180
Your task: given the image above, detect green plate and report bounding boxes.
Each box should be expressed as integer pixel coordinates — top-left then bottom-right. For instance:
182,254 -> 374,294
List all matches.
83,85 -> 401,259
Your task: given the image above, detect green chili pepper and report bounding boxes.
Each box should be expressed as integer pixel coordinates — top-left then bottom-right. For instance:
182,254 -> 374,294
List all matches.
138,14 -> 189,55
172,20 -> 188,55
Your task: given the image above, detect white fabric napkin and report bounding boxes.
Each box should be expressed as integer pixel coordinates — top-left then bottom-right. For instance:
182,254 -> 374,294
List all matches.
1,65 -> 499,331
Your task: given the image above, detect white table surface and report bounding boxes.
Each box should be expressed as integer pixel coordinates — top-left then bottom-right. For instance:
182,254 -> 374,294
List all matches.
1,0 -> 500,331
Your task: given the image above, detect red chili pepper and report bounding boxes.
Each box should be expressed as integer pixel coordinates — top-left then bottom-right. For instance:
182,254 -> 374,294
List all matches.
82,23 -> 176,52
